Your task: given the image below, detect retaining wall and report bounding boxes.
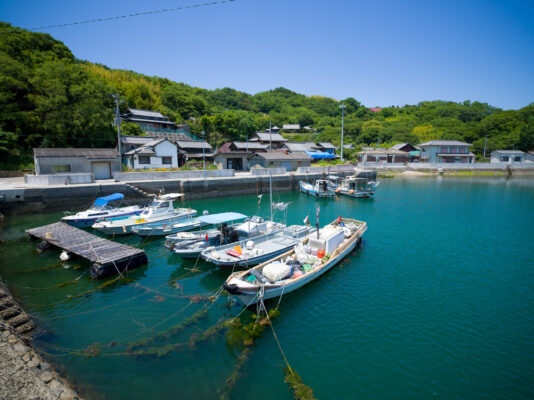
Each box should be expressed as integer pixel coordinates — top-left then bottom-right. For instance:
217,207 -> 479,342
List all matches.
113,169 -> 234,181
24,173 -> 94,186
250,168 -> 287,176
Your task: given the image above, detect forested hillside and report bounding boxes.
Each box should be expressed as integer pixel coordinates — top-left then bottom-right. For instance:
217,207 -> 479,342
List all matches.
1,22 -> 533,169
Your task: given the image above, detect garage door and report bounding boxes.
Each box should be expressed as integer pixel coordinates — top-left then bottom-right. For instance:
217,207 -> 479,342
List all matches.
281,162 -> 292,172
92,162 -> 111,180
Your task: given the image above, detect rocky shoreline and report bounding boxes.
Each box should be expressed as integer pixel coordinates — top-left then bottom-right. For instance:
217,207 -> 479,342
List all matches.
0,282 -> 81,400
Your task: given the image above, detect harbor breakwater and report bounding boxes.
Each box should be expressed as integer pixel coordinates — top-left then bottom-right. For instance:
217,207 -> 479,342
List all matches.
0,281 -> 81,400
0,171 -> 354,215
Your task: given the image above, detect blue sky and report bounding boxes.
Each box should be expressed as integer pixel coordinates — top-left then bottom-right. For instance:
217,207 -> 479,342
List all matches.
2,0 -> 533,109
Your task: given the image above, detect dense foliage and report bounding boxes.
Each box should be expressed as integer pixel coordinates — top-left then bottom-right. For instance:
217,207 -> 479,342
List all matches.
1,22 -> 533,169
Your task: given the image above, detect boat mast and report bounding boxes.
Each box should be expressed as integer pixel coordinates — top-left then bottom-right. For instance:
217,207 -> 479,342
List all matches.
270,169 -> 273,223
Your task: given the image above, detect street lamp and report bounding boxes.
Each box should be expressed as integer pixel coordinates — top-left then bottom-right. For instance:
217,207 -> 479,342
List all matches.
483,135 -> 488,158
339,104 -> 346,162
201,130 -> 206,180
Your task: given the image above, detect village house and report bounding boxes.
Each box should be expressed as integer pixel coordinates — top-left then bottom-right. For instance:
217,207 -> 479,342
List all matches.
214,142 -> 268,170
124,139 -> 179,169
418,140 -> 475,163
33,148 -> 121,180
357,149 -> 411,163
389,143 -> 420,161
248,151 -> 311,171
249,132 -> 288,149
282,124 -> 301,132
490,150 -> 525,163
316,142 -> 337,154
122,108 -> 190,133
283,142 -> 319,152
525,152 -> 534,163
176,140 -> 215,163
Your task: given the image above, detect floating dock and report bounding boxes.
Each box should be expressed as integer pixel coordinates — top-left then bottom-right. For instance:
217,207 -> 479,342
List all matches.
26,222 -> 147,279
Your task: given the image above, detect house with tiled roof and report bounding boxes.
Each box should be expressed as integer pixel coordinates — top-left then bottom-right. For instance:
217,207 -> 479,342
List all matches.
214,142 -> 268,170
249,132 -> 288,149
248,151 -> 311,171
418,140 -> 474,163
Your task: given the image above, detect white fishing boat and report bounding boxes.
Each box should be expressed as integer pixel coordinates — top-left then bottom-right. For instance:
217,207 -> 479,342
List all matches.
92,194 -> 196,235
201,224 -> 316,269
299,179 -> 336,198
131,211 -> 210,237
335,176 -> 379,198
223,217 -> 367,305
61,193 -> 141,228
164,212 -> 248,248
172,216 -> 284,259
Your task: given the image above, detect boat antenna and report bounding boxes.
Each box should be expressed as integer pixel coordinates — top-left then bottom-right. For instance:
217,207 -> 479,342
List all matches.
316,207 -> 320,239
270,169 -> 273,223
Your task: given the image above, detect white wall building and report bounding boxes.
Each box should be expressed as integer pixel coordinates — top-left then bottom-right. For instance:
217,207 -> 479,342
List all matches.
490,150 -> 525,163
124,139 -> 179,169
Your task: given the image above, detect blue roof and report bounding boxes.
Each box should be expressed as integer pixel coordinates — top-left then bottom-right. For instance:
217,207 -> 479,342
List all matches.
198,212 -> 247,225
94,193 -> 124,206
306,151 -> 336,159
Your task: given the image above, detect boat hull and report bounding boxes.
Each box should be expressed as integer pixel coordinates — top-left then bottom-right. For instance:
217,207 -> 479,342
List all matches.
337,189 -> 375,198
228,236 -> 362,306
94,211 -> 196,235
62,210 -> 140,228
133,220 -> 207,237
211,245 -> 295,269
299,181 -> 335,198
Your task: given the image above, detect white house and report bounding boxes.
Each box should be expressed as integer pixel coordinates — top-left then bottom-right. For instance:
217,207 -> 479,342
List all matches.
490,150 -> 525,163
124,139 -> 179,169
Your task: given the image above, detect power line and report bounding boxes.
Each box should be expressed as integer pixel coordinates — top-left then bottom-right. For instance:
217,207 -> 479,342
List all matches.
0,0 -> 235,33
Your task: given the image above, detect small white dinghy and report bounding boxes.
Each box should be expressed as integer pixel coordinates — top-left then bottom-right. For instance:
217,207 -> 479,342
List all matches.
223,217 -> 367,306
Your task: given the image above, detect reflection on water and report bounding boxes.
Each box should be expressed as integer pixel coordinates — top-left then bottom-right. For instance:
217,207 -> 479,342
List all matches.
1,177 -> 534,400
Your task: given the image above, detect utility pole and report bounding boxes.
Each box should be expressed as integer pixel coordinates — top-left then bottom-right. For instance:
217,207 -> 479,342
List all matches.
112,94 -> 121,156
483,135 -> 488,158
269,120 -> 272,151
339,104 -> 346,162
201,130 -> 206,180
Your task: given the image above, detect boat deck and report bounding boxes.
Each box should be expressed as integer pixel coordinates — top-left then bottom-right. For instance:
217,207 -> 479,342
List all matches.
26,222 -> 147,277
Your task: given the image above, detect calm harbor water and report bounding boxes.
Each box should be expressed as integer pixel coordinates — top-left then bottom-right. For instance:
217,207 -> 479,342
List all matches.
1,177 -> 534,400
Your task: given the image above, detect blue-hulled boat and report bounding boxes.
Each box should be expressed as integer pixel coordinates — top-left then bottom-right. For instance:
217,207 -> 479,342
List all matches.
61,193 -> 141,228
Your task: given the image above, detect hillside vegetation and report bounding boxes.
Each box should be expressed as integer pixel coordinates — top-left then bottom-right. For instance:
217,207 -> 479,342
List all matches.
1,22 -> 533,169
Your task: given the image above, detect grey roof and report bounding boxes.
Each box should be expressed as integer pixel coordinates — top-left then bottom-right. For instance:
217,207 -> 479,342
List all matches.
284,142 -> 318,152
126,108 -> 166,119
282,124 -> 300,130
176,140 -> 212,150
123,117 -> 175,125
250,151 -> 312,161
125,148 -> 156,156
34,148 -> 119,158
491,150 -> 525,154
418,140 -> 472,147
358,149 -> 409,156
233,142 -> 268,150
317,142 -> 337,149
121,136 -> 153,144
148,132 -> 195,142
185,153 -> 216,158
252,132 -> 288,142
124,139 -> 168,155
437,152 -> 476,157
390,143 -> 408,150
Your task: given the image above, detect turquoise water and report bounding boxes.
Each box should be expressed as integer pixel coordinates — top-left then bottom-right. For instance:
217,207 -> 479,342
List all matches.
1,177 -> 534,399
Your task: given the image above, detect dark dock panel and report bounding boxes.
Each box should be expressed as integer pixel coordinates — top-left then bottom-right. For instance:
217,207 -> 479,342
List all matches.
26,222 -> 147,279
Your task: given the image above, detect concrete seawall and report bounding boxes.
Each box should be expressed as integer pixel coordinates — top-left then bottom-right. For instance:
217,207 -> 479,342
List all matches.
0,172 -> 352,215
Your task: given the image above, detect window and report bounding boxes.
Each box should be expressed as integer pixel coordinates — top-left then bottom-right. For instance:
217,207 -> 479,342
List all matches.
514,156 -> 522,162
500,156 -> 509,162
139,156 -> 150,164
162,156 -> 172,165
52,164 -> 71,173
441,147 -> 448,153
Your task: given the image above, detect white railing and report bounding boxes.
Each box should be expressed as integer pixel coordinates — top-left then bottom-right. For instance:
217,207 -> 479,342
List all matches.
114,169 -> 235,181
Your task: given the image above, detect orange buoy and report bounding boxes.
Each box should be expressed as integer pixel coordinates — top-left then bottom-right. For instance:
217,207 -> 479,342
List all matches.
317,249 -> 325,258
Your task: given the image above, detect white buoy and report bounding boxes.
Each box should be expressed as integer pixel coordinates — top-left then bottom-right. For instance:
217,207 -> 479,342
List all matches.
60,251 -> 70,261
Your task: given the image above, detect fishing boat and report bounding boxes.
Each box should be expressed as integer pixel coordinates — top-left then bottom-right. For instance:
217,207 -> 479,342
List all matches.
299,179 -> 336,198
172,216 -> 284,259
131,211 -> 210,237
61,193 -> 141,228
164,212 -> 248,248
92,194 -> 196,235
223,217 -> 367,305
335,176 -> 379,198
201,224 -> 316,269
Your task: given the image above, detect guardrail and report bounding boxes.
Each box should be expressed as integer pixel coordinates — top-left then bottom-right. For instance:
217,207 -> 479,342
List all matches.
296,165 -> 356,174
24,173 -> 94,185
